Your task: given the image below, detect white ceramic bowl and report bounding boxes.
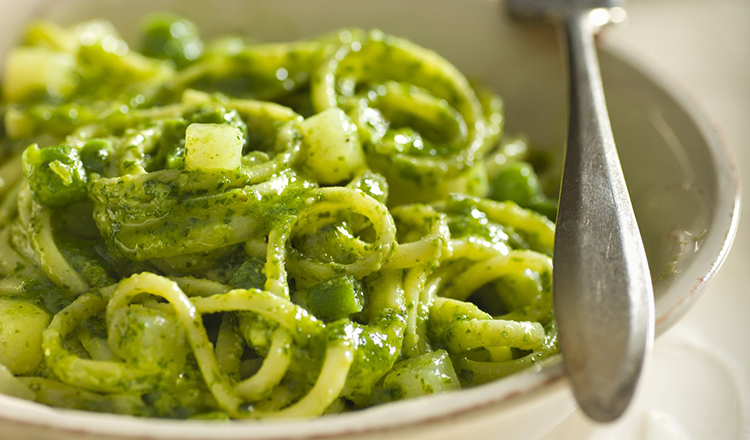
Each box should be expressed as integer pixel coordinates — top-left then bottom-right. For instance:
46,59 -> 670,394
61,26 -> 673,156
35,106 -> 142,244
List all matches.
0,0 -> 740,439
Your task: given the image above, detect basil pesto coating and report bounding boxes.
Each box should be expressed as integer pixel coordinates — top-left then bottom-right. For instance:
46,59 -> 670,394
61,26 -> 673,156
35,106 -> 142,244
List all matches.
0,13 -> 558,419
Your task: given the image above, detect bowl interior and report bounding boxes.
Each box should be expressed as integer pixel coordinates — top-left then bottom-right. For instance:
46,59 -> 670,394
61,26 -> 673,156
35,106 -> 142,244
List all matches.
0,0 -> 740,438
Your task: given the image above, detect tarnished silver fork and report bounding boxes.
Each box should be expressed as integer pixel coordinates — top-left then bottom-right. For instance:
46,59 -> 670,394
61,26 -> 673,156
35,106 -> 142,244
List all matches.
507,0 -> 654,422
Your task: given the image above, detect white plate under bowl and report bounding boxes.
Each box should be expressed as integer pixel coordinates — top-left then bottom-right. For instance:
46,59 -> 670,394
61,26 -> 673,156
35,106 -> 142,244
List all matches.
0,0 -> 740,439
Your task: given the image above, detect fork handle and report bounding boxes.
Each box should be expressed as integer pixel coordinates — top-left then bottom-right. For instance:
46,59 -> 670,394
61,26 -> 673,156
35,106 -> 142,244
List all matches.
553,11 -> 654,422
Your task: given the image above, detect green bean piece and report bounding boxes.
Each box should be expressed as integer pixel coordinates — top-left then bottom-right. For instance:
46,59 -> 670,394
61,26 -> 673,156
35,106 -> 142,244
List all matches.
22,144 -> 87,207
140,13 -> 204,68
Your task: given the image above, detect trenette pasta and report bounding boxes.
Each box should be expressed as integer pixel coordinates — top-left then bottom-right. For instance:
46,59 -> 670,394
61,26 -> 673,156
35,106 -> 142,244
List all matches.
0,14 -> 558,419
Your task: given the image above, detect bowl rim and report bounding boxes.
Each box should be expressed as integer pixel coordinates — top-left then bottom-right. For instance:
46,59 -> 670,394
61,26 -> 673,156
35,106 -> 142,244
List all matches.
0,13 -> 742,440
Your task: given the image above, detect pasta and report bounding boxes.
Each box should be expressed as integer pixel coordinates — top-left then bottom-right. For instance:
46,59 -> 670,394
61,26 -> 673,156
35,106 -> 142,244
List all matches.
0,14 -> 559,419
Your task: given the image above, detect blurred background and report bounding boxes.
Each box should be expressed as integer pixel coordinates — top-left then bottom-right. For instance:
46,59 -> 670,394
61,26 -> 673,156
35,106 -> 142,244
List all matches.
543,0 -> 750,438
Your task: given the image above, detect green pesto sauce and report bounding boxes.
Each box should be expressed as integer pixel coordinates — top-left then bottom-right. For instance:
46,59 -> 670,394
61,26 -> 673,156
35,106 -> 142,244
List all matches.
0,13 -> 558,420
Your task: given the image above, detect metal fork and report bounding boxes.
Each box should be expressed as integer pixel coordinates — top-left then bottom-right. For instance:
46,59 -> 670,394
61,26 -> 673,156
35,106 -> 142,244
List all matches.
507,0 -> 654,422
